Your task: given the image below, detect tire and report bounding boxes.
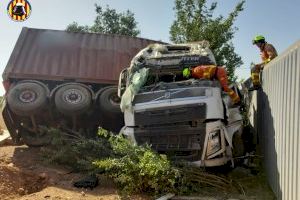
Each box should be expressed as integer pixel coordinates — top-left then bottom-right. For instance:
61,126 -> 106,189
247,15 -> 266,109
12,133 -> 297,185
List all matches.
98,86 -> 123,133
7,82 -> 47,116
55,84 -> 92,116
98,86 -> 121,114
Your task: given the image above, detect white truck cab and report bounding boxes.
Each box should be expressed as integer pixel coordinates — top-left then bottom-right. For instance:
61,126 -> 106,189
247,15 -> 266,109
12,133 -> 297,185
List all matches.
118,42 -> 244,167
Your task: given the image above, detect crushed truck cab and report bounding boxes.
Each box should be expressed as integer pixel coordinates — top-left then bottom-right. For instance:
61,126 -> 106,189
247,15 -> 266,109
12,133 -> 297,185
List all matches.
118,42 -> 244,167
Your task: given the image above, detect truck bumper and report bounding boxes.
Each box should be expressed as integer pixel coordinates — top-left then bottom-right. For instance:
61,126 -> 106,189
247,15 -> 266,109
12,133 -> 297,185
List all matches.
121,122 -> 233,167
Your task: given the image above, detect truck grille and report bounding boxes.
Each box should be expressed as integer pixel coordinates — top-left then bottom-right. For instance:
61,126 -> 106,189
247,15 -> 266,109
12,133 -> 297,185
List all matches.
134,87 -> 206,104
134,103 -> 206,126
134,124 -> 206,162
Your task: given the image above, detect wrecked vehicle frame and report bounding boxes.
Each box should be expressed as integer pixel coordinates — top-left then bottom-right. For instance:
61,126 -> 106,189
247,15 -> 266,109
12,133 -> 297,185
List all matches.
118,42 -> 244,167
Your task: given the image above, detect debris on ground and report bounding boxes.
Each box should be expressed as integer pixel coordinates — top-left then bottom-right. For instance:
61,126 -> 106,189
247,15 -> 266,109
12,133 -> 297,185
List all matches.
73,174 -> 99,189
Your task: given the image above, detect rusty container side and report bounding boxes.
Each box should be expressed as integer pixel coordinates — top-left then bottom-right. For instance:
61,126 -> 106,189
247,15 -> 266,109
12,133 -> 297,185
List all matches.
3,27 -> 160,85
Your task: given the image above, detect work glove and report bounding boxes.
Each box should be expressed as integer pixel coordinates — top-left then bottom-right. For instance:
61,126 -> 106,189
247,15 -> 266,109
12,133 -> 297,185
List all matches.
182,68 -> 191,78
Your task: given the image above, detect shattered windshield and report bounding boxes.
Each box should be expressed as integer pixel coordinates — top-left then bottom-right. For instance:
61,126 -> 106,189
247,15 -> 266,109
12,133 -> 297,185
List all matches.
127,41 -> 218,91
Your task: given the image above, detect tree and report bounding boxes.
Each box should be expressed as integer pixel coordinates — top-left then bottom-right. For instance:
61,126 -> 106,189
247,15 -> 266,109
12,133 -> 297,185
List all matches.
66,3 -> 140,37
66,22 -> 89,33
170,0 -> 245,82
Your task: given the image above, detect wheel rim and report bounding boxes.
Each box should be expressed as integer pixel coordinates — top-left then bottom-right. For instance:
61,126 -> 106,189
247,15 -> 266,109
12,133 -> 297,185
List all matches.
19,90 -> 37,103
63,89 -> 83,104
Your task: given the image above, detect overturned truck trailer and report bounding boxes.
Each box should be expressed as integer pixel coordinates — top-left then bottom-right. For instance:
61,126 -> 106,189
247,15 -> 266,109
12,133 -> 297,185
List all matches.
2,27 -> 159,146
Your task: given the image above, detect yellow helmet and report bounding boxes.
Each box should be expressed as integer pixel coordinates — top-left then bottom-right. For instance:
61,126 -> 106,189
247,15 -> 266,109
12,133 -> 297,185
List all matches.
182,68 -> 191,78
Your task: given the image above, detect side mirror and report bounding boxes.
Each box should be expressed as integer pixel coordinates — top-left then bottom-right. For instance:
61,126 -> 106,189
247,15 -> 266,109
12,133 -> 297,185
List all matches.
118,68 -> 128,98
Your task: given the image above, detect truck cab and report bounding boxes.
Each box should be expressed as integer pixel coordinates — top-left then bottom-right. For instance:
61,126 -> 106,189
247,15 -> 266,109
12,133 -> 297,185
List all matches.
118,42 -> 244,167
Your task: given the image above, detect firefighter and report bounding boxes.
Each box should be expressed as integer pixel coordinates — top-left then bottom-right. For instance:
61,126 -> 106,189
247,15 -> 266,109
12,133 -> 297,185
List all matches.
182,65 -> 240,104
250,35 -> 278,90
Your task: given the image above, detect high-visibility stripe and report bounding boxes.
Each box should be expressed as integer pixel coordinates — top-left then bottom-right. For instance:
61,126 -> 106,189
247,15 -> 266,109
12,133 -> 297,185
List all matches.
203,73 -> 210,79
208,67 -> 214,75
251,73 -> 259,78
252,79 -> 259,82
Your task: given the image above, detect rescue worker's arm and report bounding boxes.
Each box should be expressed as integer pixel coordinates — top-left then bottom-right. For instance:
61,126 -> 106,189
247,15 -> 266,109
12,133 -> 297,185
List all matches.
255,44 -> 278,69
265,44 -> 277,60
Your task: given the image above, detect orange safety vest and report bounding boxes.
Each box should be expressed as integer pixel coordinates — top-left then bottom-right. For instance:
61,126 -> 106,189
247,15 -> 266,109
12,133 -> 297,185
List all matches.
191,65 -> 240,104
191,65 -> 217,79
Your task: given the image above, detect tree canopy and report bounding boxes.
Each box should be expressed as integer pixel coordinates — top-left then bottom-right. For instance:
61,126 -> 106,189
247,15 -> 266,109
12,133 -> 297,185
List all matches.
170,0 -> 245,82
66,3 -> 140,37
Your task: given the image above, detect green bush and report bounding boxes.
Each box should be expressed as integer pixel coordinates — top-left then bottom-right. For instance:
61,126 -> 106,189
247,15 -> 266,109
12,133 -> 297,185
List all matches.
93,135 -> 180,195
41,128 -> 234,196
41,128 -> 113,172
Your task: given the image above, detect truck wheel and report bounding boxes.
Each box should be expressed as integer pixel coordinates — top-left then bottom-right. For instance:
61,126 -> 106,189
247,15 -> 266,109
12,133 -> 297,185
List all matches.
55,84 -> 92,116
99,86 -> 121,114
7,82 -> 47,116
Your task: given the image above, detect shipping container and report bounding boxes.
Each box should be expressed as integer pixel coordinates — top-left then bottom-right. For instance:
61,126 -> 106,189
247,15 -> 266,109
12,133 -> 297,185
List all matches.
2,27 -> 161,146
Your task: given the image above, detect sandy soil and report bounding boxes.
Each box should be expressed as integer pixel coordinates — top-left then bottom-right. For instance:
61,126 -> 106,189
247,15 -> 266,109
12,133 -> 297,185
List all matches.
0,140 -> 130,200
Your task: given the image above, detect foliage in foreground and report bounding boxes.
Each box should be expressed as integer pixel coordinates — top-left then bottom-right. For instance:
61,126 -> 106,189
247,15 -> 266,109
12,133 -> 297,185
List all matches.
41,128 -> 235,196
93,132 -> 180,195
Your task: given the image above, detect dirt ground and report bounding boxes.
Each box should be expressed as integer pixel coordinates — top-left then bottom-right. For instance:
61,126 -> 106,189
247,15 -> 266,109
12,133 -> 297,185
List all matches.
0,138 -> 275,200
0,140 -> 125,200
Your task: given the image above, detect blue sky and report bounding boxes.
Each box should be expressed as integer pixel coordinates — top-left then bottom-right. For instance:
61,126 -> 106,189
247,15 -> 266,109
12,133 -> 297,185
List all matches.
1,0 -> 300,95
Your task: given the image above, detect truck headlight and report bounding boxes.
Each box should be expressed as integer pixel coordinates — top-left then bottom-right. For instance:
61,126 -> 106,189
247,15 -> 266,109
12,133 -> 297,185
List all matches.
206,130 -> 221,156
